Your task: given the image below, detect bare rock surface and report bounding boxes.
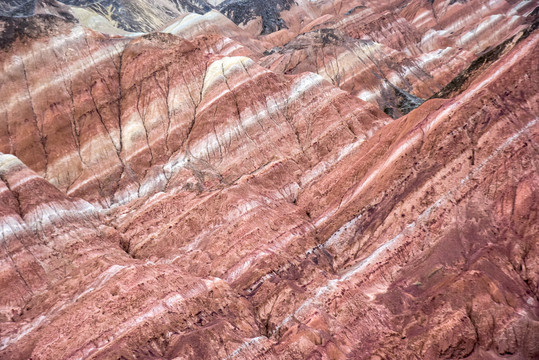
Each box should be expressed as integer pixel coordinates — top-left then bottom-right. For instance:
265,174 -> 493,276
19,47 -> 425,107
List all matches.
0,1 -> 538,359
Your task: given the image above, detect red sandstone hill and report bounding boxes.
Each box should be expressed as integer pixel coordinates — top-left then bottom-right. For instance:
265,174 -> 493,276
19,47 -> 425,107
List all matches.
0,1 -> 538,359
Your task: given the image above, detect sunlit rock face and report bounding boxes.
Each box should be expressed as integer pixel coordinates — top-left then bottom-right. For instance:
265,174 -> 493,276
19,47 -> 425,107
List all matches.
0,1 -> 538,359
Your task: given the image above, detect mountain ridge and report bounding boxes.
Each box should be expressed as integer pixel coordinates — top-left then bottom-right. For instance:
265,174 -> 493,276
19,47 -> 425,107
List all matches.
0,0 -> 537,358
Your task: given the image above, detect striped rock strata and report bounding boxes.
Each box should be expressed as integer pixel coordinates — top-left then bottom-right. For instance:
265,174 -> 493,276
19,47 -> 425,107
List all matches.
0,3 -> 538,360
259,0 -> 537,117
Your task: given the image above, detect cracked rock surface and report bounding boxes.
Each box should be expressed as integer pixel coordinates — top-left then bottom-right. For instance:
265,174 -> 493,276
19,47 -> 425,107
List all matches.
0,1 -> 538,359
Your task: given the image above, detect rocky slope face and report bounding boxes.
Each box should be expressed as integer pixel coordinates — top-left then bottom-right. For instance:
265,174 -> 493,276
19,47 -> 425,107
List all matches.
5,0 -> 534,118
0,0 -> 293,34
258,0 -> 537,117
0,1 -> 538,359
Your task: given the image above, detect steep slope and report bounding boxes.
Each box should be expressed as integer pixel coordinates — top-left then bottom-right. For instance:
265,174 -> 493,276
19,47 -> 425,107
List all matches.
112,25 -> 539,359
259,0 -> 536,117
6,0 -> 534,118
0,153 -> 261,359
0,0 -> 303,35
1,15 -> 385,207
0,0 -> 214,32
0,2 -> 538,360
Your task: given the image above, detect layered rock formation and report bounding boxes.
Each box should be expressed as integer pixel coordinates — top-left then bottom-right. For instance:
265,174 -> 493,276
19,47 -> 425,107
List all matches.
4,0 -> 534,118
259,0 -> 537,117
0,0 -> 538,359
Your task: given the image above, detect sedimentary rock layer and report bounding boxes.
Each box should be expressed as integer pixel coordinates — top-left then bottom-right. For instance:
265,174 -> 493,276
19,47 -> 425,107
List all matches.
259,0 -> 536,117
0,1 -> 538,360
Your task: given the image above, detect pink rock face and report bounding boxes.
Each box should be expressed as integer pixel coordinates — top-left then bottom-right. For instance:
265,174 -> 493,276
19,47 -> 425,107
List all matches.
0,2 -> 538,360
260,0 -> 536,117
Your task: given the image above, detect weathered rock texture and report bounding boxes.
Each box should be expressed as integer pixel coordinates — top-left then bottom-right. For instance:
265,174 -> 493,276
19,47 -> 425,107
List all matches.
259,0 -> 536,117
0,1 -> 538,359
